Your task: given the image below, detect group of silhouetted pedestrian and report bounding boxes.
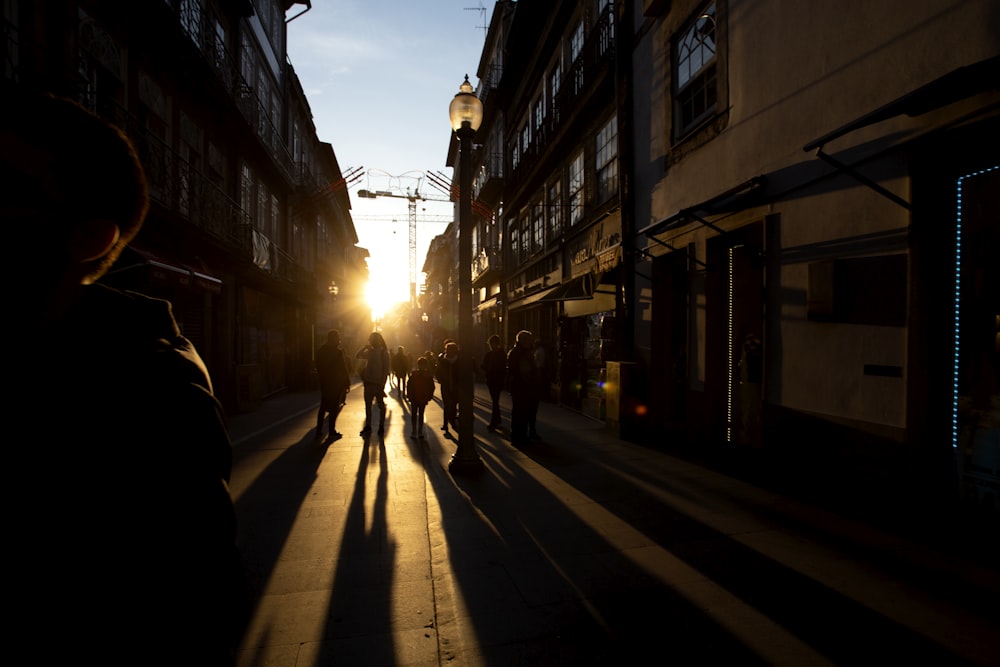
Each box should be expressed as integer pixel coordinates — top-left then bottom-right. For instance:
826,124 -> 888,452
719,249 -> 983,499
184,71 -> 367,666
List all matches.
315,333 -> 449,440
313,329 -> 551,446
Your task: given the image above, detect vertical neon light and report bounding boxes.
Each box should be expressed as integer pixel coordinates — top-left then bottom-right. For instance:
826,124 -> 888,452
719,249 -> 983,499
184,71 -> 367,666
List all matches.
952,165 -> 999,449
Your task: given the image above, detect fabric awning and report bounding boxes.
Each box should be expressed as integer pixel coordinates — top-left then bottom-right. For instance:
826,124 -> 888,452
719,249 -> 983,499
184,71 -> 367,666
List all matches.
507,285 -> 557,309
109,246 -> 222,294
803,56 -> 1000,151
539,273 -> 599,302
477,296 -> 501,312
638,176 -> 768,239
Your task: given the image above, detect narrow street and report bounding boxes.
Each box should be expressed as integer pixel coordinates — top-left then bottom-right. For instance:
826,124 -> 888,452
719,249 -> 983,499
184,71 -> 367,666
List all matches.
229,384 -> 1000,666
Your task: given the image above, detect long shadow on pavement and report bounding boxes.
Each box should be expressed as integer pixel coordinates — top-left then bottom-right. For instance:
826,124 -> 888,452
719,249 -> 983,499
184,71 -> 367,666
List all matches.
420,397 -> 991,665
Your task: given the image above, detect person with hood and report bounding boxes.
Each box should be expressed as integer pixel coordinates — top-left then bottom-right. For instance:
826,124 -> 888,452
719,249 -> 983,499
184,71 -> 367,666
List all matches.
3,87 -> 247,665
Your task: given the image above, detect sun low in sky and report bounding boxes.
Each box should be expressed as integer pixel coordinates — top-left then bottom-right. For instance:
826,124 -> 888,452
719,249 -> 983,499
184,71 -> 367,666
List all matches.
286,1 -> 486,317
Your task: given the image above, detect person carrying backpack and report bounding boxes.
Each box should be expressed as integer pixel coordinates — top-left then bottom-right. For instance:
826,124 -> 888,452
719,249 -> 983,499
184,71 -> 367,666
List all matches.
406,356 -> 436,438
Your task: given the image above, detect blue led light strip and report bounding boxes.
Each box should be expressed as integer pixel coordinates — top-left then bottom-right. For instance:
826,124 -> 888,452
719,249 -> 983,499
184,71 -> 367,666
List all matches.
952,165 -> 999,449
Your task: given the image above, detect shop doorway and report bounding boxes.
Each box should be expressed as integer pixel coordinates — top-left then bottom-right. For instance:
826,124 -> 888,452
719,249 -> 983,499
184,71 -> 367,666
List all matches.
651,250 -> 690,433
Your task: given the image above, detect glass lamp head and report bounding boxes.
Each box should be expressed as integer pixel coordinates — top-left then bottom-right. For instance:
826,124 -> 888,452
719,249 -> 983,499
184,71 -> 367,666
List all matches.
449,75 -> 483,132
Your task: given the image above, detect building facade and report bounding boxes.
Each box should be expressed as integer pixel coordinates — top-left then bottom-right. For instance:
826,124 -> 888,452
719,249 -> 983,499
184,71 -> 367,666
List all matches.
629,0 -> 999,507
491,0 -> 623,419
445,0 -> 998,512
4,0 -> 367,413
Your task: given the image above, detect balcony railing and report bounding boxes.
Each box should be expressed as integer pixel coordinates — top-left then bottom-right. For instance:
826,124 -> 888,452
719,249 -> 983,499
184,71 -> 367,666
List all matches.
473,151 -> 504,202
506,6 -> 616,194
472,246 -> 502,284
178,0 -> 296,183
97,100 -> 263,265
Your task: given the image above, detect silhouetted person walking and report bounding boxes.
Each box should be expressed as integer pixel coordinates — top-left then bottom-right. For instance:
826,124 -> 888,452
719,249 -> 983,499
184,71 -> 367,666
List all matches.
437,340 -> 460,435
316,329 -> 351,440
482,334 -> 506,432
356,331 -> 390,436
392,345 -> 411,397
507,330 -> 539,446
407,356 -> 436,438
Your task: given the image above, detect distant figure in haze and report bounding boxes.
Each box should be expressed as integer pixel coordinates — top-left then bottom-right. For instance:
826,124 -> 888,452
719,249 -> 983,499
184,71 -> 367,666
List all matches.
356,331 -> 391,436
2,87 -> 248,664
437,341 -> 460,435
315,329 -> 351,441
392,345 -> 411,397
481,334 -> 507,432
407,356 -> 436,438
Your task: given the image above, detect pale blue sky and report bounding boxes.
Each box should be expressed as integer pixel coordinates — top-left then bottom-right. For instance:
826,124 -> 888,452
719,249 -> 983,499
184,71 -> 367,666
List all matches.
286,0 -> 492,314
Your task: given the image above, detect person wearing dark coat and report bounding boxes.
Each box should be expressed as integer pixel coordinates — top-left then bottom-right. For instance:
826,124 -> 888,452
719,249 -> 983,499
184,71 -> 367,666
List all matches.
356,331 -> 391,436
5,88 -> 248,665
406,356 -> 436,438
391,345 -> 411,397
481,334 -> 507,432
437,340 -> 460,435
506,329 -> 539,446
316,329 -> 351,440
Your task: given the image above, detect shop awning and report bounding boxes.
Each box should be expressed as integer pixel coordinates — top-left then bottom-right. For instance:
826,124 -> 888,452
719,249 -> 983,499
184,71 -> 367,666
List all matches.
539,273 -> 600,302
108,246 -> 222,294
477,296 -> 501,312
801,56 -> 1000,212
638,176 -> 768,239
507,285 -> 557,309
803,56 -> 1000,152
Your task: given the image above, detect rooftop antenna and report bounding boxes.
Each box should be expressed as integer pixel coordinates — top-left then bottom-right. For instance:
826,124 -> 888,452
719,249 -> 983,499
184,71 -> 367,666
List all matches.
464,1 -> 487,38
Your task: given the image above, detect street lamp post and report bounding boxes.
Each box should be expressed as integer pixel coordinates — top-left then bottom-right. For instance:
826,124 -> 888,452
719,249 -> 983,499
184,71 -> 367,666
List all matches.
448,75 -> 484,475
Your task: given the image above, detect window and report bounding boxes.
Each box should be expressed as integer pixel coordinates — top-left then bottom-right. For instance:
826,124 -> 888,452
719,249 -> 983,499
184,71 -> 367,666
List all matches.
180,0 -> 203,48
598,0 -> 615,57
532,201 -> 544,253
240,162 -> 254,216
210,14 -> 229,86
675,2 -> 719,136
241,33 -> 255,94
509,219 -> 520,263
256,71 -> 271,138
596,115 -> 618,203
570,20 -> 585,93
270,192 -> 280,243
547,179 -> 562,242
549,62 -> 562,124
257,180 -> 270,236
178,112 -> 203,218
520,214 -> 531,258
568,150 -> 584,226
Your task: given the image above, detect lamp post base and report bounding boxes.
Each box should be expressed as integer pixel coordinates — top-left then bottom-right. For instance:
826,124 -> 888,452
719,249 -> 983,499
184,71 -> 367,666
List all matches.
448,453 -> 484,475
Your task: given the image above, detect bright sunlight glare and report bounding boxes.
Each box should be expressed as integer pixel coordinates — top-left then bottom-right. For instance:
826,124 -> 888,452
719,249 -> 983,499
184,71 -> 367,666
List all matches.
364,266 -> 409,322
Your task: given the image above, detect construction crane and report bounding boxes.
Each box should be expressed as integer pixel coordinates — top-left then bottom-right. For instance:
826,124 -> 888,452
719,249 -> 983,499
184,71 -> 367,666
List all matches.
356,171 -> 453,307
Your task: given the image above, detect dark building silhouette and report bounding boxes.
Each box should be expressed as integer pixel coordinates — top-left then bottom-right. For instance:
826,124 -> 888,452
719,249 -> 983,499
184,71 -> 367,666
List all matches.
4,0 -> 371,413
